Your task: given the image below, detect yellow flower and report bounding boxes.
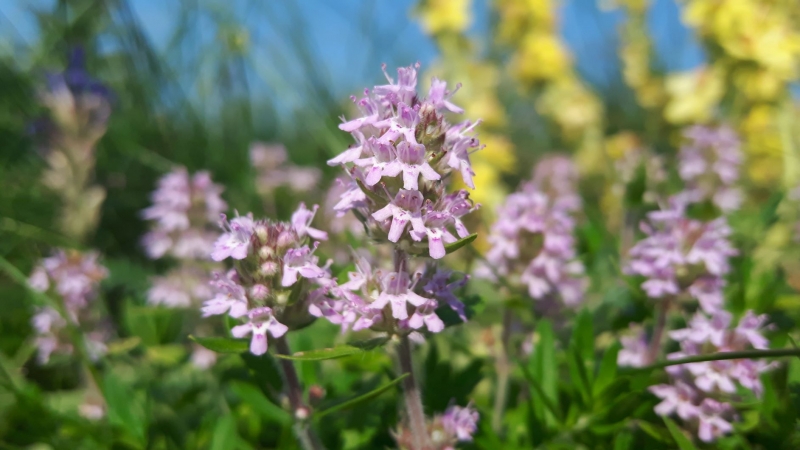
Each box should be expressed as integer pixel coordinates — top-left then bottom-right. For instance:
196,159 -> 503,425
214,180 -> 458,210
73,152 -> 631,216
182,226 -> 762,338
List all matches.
604,132 -> 641,161
663,66 -> 724,124
495,0 -> 557,42
474,134 -> 516,173
512,32 -> 572,83
416,0 -> 472,35
741,104 -> 783,185
733,67 -> 784,102
537,78 -> 602,136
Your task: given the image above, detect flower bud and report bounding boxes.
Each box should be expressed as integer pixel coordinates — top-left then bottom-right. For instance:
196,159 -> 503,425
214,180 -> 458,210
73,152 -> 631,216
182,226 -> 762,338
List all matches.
250,284 -> 269,301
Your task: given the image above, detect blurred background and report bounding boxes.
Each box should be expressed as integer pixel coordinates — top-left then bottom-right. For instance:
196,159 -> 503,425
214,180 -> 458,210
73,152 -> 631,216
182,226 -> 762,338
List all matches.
2,0 -> 800,448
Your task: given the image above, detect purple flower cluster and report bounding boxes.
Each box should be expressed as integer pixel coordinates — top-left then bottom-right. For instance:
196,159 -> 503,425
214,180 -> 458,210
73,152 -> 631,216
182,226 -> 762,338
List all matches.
625,198 -> 737,313
28,250 -> 109,364
308,254 -> 469,336
250,142 -> 321,194
142,167 -> 227,260
479,158 -> 586,306
327,63 -> 481,260
678,125 -> 743,213
430,403 -> 479,450
649,310 -> 772,442
141,168 -> 228,309
201,204 -> 329,355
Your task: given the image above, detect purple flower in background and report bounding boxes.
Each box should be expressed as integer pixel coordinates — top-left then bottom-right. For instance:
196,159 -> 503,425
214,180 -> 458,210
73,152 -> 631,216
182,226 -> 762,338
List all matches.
649,381 -> 701,420
625,198 -> 736,313
678,125 -> 743,212
696,399 -> 734,443
250,142 -> 321,194
231,307 -> 289,355
28,249 -> 109,364
141,167 -> 227,260
440,403 -> 479,442
479,160 -> 586,307
618,325 -> 649,368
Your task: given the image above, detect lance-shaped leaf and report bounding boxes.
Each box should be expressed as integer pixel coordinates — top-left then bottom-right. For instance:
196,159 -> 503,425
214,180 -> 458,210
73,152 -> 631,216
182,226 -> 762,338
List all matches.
274,337 -> 389,361
315,373 -> 408,419
190,335 -> 249,354
444,233 -> 477,255
663,417 -> 699,450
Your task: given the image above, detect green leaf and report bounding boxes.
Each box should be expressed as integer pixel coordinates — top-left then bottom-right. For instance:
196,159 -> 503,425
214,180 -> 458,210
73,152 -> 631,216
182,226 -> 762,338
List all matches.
210,415 -> 237,450
613,430 -> 634,450
594,342 -> 621,397
444,233 -> 477,255
229,381 -> 292,426
663,417 -> 699,450
519,362 -> 562,426
274,337 -> 389,361
190,335 -> 249,354
315,373 -> 408,419
104,373 -> 147,447
530,320 -> 560,426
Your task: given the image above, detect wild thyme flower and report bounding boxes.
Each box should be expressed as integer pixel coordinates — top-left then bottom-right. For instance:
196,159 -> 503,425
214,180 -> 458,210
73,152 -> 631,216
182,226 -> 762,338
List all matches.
142,168 -> 227,311
202,204 -> 329,354
617,325 -> 649,368
328,63 -> 481,259
678,125 -> 743,212
142,168 -> 227,260
649,310 -> 772,442
28,249 -> 109,364
625,197 -> 737,313
395,402 -> 478,450
250,142 -> 321,194
479,173 -> 586,306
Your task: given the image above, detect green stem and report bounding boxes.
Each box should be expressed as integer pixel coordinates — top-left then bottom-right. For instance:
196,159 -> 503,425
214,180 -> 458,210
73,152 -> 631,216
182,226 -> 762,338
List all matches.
491,307 -> 512,433
397,335 -> 433,450
274,336 -> 325,450
634,348 -> 800,372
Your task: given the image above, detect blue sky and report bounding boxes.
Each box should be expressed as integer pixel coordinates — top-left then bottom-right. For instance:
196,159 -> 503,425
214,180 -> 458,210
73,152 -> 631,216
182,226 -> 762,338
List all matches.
0,0 -> 720,104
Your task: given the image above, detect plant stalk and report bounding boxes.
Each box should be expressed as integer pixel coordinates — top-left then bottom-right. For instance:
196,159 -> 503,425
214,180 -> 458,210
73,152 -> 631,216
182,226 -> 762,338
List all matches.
647,298 -> 670,364
397,334 -> 433,450
274,336 -> 324,450
492,307 -> 512,433
635,348 -> 800,372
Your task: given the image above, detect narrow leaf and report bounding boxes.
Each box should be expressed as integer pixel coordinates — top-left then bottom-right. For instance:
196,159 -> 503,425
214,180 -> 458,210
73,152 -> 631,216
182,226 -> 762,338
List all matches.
594,342 -> 621,397
519,362 -> 563,425
444,233 -> 477,255
274,338 -> 388,361
663,417 -> 699,450
209,415 -> 237,450
530,320 -> 560,426
229,381 -> 292,425
190,335 -> 249,354
315,373 -> 408,419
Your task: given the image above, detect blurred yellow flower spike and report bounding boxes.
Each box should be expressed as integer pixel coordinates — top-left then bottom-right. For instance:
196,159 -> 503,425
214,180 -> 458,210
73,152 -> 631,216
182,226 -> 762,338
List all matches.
537,78 -> 603,137
512,32 -> 572,83
495,0 -> 558,43
664,66 -> 724,124
605,132 -> 642,161
416,0 -> 472,35
741,105 -> 784,185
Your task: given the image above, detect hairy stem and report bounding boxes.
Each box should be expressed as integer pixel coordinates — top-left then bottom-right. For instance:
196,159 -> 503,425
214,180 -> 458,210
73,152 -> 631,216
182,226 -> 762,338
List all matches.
634,348 -> 800,372
492,307 -> 512,433
397,335 -> 432,450
647,298 -> 670,364
274,336 -> 325,450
